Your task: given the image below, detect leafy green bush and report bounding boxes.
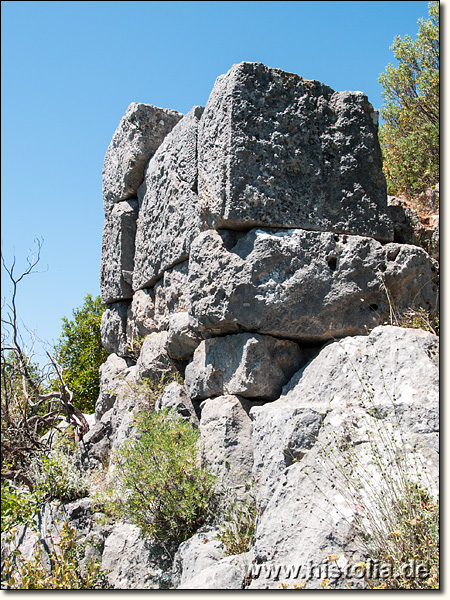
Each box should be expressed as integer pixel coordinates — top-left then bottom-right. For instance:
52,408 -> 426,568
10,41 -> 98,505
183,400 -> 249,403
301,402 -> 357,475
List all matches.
29,448 -> 89,503
113,409 -> 215,546
378,1 -> 439,200
1,481 -> 39,534
54,294 -> 108,413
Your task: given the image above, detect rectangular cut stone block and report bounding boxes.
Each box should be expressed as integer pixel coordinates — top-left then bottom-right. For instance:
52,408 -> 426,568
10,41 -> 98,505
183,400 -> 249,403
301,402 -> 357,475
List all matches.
132,107 -> 204,289
188,228 -> 438,343
198,62 -> 393,241
102,103 -> 182,212
100,199 -> 139,304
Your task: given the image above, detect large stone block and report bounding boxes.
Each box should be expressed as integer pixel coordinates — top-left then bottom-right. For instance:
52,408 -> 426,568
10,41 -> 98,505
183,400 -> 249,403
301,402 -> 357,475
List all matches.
100,199 -> 139,304
198,62 -> 393,241
133,107 -> 204,289
101,301 -> 130,357
188,228 -> 439,342
102,103 -> 182,211
185,333 -> 304,401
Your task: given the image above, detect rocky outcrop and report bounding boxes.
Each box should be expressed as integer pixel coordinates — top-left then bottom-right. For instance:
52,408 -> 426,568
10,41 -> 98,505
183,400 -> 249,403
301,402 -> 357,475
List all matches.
88,62 -> 440,589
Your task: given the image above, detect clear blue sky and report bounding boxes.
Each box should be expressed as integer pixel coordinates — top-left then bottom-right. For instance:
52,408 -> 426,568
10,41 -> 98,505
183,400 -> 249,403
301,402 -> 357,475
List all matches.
1,1 -> 438,361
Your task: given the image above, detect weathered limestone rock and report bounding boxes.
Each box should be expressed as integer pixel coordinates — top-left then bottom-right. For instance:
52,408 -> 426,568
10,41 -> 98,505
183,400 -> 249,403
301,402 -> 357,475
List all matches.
135,331 -> 174,383
177,552 -> 251,589
100,199 -> 139,304
172,526 -> 226,589
102,522 -> 172,589
95,353 -> 133,421
155,381 -> 199,425
154,261 -> 190,330
248,326 -> 439,588
126,289 -> 157,354
198,62 -> 392,241
188,228 -> 438,342
185,333 -> 304,401
133,107 -> 204,289
166,312 -> 203,361
101,301 -> 130,357
102,102 -> 182,211
199,396 -> 255,493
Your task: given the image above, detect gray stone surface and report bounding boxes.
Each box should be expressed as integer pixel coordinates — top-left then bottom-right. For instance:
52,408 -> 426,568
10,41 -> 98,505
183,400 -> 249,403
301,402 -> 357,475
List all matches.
100,199 -> 139,304
135,331 -> 174,383
95,353 -> 132,421
247,326 -> 439,589
188,228 -> 439,342
102,522 -> 172,589
166,312 -> 203,361
101,301 -> 130,357
103,102 -> 182,211
154,261 -> 190,330
177,552 -> 251,589
126,289 -> 157,355
199,396 -> 255,494
198,62 -> 392,241
155,381 -> 199,425
185,333 -> 304,401
133,107 -> 204,289
172,526 -> 226,588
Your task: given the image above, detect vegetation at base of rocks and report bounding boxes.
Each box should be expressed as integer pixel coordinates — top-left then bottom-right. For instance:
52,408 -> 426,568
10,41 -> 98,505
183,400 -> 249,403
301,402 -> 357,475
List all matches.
1,481 -> 40,534
108,408 -> 216,548
121,371 -> 184,414
1,522 -> 111,589
378,1 -> 439,202
393,307 -> 439,336
53,294 -> 108,414
1,240 -> 97,497
216,487 -> 259,556
2,446 -> 89,535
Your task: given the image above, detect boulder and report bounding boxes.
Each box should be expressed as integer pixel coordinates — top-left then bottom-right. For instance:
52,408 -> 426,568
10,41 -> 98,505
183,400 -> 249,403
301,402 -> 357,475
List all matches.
126,289 -> 158,355
133,107 -> 204,289
199,396 -> 255,493
155,381 -> 199,425
177,552 -> 251,589
102,102 -> 182,211
185,333 -> 304,401
95,353 -> 133,421
135,331 -> 174,383
101,301 -> 130,357
171,526 -> 226,588
247,326 -> 439,589
153,261 -> 190,330
100,199 -> 139,304
188,228 -> 439,342
102,522 -> 172,589
166,312 -> 202,361
198,62 -> 392,241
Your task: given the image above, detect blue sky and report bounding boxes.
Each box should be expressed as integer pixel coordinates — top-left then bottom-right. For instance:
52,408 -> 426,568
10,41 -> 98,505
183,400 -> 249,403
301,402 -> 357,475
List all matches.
1,0 -> 438,361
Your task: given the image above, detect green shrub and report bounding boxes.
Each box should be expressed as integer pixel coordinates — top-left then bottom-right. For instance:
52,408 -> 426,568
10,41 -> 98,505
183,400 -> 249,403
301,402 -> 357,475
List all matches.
113,409 -> 215,546
2,522 -> 110,589
378,1 -> 439,200
29,448 -> 89,503
1,481 -> 39,534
